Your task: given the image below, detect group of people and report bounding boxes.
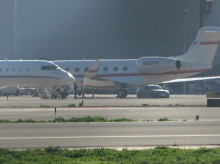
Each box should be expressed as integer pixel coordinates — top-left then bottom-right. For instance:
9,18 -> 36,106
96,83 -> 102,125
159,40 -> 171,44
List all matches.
51,81 -> 85,99
52,85 -> 68,99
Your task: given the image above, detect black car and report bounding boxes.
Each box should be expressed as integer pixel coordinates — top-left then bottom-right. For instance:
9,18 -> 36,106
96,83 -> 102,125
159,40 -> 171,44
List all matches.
137,85 -> 169,98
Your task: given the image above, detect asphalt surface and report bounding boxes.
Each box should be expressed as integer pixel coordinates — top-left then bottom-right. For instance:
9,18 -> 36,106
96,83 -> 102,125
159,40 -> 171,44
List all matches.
0,95 -> 219,149
0,94 -> 207,108
0,106 -> 220,122
0,122 -> 219,149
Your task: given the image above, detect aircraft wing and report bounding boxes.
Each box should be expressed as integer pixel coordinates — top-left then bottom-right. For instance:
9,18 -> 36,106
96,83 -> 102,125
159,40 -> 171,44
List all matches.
84,59 -> 121,89
162,76 -> 220,83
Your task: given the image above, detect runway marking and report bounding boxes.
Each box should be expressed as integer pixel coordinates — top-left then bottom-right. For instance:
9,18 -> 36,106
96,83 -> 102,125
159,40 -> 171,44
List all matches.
0,134 -> 220,140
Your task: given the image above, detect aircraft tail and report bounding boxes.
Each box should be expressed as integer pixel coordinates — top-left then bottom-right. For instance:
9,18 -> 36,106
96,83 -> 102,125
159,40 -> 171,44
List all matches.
84,59 -> 99,78
179,26 -> 220,65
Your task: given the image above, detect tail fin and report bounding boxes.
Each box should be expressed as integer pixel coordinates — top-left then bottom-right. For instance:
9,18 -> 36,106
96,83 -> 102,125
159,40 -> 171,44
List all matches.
179,26 -> 220,65
84,59 -> 99,78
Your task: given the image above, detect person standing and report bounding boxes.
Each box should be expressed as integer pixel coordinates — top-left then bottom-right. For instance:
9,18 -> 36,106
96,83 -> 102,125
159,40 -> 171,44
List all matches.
74,82 -> 78,99
60,85 -> 65,99
80,81 -> 85,98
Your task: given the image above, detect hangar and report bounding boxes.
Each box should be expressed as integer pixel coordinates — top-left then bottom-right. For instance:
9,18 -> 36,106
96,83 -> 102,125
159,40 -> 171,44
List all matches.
0,0 -> 218,65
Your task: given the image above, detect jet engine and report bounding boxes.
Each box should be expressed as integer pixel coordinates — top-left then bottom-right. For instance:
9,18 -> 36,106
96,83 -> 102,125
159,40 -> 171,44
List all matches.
136,57 -> 181,73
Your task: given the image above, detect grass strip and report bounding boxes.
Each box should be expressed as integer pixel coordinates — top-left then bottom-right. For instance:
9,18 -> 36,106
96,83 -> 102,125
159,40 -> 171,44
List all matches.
0,116 -> 134,123
0,146 -> 220,164
158,117 -> 171,121
50,116 -> 134,122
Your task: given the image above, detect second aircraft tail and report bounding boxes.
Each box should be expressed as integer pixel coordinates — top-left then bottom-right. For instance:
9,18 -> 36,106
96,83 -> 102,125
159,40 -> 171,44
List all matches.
179,26 -> 220,66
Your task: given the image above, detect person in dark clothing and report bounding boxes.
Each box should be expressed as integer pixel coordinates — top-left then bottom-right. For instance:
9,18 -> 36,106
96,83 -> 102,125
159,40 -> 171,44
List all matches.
80,81 -> 85,98
74,82 -> 78,99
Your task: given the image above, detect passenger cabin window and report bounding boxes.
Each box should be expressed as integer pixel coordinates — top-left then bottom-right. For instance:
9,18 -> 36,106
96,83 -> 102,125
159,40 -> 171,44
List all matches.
84,67 -> 89,72
6,68 -> 9,72
41,65 -> 58,70
113,67 -> 118,72
74,67 -> 80,72
103,66 -> 108,72
123,66 -> 128,72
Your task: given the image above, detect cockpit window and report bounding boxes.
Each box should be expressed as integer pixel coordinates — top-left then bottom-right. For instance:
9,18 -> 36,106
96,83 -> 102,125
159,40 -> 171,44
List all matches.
41,65 -> 58,70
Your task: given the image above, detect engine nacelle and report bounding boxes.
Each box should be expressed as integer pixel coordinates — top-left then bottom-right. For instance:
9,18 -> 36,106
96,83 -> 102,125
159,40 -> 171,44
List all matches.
136,57 -> 181,73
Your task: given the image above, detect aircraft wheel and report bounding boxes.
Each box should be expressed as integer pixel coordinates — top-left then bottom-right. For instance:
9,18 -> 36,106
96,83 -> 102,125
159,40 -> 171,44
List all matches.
117,89 -> 127,98
117,89 -> 123,98
137,93 -> 142,98
77,90 -> 82,96
122,90 -> 127,98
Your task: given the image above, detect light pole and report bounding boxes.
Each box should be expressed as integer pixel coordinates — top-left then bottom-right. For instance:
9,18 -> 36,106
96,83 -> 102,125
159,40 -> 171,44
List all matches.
183,9 -> 189,53
14,0 -> 17,59
200,0 -> 213,27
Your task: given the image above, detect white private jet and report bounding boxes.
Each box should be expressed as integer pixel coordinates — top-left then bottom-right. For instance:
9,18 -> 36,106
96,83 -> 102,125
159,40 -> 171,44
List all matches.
0,60 -> 75,98
54,26 -> 220,98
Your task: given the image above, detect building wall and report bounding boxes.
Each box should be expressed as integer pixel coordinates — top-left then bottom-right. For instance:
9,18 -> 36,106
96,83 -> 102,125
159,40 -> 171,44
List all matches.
0,0 -> 14,59
204,0 -> 220,64
0,0 -> 201,60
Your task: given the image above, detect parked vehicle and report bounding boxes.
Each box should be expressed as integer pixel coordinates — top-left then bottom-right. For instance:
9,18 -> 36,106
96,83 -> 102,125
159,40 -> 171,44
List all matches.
0,86 -> 20,96
137,85 -> 169,98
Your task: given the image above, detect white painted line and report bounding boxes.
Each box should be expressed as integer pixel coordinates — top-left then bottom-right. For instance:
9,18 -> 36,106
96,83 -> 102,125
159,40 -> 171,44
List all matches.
0,134 -> 220,140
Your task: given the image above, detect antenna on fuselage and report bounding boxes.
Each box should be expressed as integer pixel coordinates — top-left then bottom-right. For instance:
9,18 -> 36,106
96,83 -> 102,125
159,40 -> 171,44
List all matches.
5,57 -> 8,61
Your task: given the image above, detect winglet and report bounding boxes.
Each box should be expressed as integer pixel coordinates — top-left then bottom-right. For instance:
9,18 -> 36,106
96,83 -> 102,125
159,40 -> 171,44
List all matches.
85,59 -> 99,78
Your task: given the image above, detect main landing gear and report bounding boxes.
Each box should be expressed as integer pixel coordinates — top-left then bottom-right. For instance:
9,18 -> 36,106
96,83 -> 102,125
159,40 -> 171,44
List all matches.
117,89 -> 127,98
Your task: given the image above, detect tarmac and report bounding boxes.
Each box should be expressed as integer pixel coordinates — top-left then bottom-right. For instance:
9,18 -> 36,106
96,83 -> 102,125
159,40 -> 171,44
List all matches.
0,94 -> 219,149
